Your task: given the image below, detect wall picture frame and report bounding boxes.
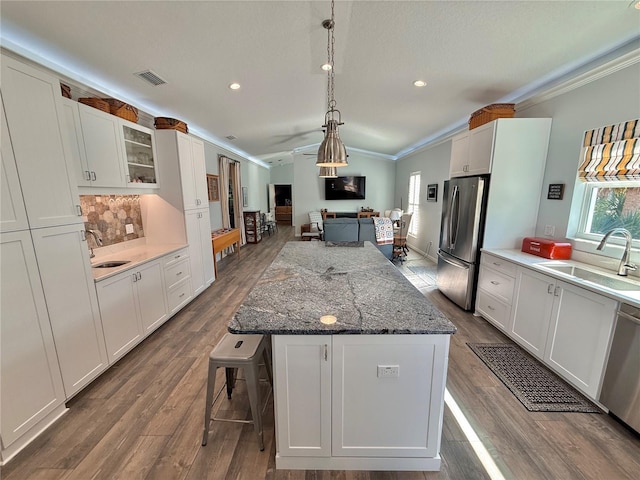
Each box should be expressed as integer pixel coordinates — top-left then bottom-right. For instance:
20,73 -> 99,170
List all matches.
427,183 -> 438,202
242,187 -> 248,207
207,174 -> 219,202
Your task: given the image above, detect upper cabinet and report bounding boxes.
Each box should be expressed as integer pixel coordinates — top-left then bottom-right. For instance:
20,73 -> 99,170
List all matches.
1,54 -> 82,228
63,99 -> 159,189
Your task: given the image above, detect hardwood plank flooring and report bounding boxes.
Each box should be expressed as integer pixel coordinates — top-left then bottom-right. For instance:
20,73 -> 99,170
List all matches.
2,228 -> 639,479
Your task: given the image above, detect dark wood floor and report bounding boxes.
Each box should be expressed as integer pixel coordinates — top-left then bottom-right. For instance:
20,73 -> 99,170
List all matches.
3,226 -> 640,480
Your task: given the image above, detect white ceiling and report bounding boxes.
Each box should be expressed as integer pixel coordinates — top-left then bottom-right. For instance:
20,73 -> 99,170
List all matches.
1,1 -> 639,167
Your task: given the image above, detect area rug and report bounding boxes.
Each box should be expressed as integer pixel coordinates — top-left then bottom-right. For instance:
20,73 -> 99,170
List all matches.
467,343 -> 601,413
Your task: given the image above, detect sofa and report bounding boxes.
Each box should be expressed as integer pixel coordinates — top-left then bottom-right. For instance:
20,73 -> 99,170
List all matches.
323,218 -> 393,260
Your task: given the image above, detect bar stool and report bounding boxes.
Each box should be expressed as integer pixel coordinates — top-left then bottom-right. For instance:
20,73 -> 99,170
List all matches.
201,333 -> 272,450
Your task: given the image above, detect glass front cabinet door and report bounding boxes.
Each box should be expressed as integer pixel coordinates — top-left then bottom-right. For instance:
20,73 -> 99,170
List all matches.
121,121 -> 159,187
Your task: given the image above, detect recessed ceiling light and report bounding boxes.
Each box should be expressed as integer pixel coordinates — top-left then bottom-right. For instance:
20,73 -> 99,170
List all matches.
229,83 -> 241,90
321,63 -> 332,71
635,1 -> 640,9
413,80 -> 427,87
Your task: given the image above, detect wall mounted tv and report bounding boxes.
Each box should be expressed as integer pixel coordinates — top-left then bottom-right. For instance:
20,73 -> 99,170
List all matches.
325,176 -> 366,200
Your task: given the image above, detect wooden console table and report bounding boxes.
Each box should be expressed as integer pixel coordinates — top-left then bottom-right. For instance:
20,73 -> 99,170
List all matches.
357,211 -> 380,218
211,228 -> 241,277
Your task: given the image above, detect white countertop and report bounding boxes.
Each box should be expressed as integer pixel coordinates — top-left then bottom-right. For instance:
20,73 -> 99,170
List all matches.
91,243 -> 187,282
482,248 -> 640,308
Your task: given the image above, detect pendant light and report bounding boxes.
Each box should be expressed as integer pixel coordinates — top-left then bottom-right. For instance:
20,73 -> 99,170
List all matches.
317,0 -> 348,171
318,166 -> 338,178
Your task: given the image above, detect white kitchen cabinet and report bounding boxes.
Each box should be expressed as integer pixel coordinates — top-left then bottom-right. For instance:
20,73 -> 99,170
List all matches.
30,224 -> 108,398
510,267 -> 555,359
544,280 -> 617,399
1,54 -> 82,228
175,133 -> 208,210
449,122 -> 494,177
273,334 -> 449,470
0,230 -> 66,452
1,97 -> 29,233
96,258 -> 167,362
72,101 -> 125,187
475,253 -> 517,333
163,248 -> 193,315
185,208 -> 215,296
120,120 -> 158,187
273,335 -> 332,458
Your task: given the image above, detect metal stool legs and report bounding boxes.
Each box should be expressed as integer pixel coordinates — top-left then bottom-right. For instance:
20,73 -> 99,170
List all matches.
202,334 -> 272,451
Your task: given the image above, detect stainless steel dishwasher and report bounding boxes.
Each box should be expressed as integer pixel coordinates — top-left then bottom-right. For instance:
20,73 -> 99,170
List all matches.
599,303 -> 640,434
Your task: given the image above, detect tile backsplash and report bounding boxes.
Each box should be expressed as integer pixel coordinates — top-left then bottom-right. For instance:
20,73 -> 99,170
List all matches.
80,195 -> 144,247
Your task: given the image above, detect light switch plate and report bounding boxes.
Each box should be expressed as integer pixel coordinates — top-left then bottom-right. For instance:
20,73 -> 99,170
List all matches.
125,224 -> 134,234
377,365 -> 400,378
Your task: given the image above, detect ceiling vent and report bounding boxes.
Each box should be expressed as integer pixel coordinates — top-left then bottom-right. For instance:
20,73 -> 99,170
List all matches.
134,70 -> 167,86
225,135 -> 237,141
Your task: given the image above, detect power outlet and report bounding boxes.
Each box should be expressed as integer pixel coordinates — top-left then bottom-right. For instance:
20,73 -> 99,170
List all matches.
125,224 -> 134,234
544,225 -> 555,236
377,365 -> 400,378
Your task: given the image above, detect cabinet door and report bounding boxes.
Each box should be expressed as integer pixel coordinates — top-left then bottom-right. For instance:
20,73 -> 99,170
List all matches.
273,335 -> 332,457
96,271 -> 143,362
136,260 -> 168,334
78,103 -> 126,187
331,335 -> 447,458
185,209 -> 214,296
1,231 -> 66,447
61,98 -> 90,187
1,55 -> 82,228
191,137 -> 208,207
467,121 -> 494,175
120,121 -> 158,187
449,133 -> 469,178
1,97 -> 29,233
177,133 -> 198,210
510,267 -> 555,359
30,224 -> 108,398
544,281 -> 617,399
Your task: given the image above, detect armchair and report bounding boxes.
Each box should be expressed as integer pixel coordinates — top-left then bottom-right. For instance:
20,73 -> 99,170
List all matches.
301,211 -> 324,241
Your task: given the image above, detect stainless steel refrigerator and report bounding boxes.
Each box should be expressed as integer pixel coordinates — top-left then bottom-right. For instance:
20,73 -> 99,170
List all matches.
437,176 -> 488,311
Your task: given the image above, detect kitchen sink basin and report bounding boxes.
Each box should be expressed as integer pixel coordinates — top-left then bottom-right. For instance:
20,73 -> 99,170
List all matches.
541,264 -> 640,291
92,260 -> 131,268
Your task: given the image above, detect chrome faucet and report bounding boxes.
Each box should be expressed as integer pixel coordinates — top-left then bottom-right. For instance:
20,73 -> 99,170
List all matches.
596,228 -> 637,276
84,229 -> 103,258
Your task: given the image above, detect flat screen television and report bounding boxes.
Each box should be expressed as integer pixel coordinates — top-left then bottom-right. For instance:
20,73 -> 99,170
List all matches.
325,176 -> 366,200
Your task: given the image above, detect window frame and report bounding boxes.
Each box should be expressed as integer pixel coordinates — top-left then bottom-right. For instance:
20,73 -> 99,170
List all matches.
407,171 -> 421,237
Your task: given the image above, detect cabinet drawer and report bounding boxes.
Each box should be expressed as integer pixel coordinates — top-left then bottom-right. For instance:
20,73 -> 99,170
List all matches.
163,248 -> 189,268
476,290 -> 511,332
481,253 -> 517,277
478,267 -> 515,303
167,278 -> 192,314
164,258 -> 190,290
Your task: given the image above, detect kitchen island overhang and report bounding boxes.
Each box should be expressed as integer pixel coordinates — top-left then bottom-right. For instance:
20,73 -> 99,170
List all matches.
229,241 -> 456,471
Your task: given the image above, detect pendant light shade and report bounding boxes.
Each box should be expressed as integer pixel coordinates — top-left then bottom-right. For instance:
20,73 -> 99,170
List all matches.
317,118 -> 347,167
318,166 -> 338,178
317,0 -> 348,172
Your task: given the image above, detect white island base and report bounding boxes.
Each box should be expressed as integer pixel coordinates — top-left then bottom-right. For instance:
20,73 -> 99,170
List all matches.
272,334 -> 450,471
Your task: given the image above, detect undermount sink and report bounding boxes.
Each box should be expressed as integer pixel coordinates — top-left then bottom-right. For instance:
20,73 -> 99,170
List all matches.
92,260 -> 131,268
541,264 -> 640,292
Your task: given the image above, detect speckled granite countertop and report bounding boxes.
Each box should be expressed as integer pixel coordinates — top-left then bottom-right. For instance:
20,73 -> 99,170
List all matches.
229,241 -> 457,335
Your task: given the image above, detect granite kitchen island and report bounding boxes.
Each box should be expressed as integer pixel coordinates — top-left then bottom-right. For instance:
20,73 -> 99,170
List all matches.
229,241 -> 456,471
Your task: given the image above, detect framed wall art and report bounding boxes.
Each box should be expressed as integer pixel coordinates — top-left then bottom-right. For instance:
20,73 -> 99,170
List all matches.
207,174 -> 219,202
427,183 -> 438,202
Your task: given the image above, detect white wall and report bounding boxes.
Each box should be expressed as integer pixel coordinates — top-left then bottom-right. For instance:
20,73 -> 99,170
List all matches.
394,141 -> 451,261
292,152 -> 396,234
270,163 -> 294,184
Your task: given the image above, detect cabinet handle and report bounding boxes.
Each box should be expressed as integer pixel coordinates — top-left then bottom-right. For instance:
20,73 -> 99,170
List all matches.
179,293 -> 185,298
487,305 -> 495,311
324,344 -> 328,361
133,273 -> 138,282
492,262 -> 501,266
554,286 -> 561,297
137,272 -> 142,281
547,284 -> 554,294
490,280 -> 500,285
80,230 -> 86,242
177,271 -> 182,276
76,204 -> 82,216
84,170 -> 91,181
91,171 -> 97,181
174,255 -> 181,259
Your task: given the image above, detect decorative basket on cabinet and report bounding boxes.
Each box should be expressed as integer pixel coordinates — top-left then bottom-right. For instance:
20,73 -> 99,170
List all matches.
154,117 -> 188,134
103,99 -> 139,123
78,97 -> 110,113
469,103 -> 515,130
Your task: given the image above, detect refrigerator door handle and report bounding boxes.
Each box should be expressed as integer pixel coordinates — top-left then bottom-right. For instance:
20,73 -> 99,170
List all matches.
449,185 -> 460,249
438,250 -> 468,269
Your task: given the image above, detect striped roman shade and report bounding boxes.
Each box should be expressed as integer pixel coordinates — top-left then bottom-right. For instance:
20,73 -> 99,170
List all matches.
578,119 -> 640,182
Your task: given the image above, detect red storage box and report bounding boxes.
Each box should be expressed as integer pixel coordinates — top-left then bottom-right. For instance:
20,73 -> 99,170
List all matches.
521,237 -> 572,260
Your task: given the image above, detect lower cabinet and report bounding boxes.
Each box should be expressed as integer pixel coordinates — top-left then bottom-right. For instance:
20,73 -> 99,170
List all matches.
163,248 -> 193,315
273,334 -> 449,470
0,231 -> 66,455
506,263 -> 617,399
185,208 -> 214,296
475,253 -> 517,333
30,224 -> 108,398
96,259 -> 167,362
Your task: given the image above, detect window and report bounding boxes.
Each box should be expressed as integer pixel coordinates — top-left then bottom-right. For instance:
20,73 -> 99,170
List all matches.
577,182 -> 640,246
408,172 -> 420,236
